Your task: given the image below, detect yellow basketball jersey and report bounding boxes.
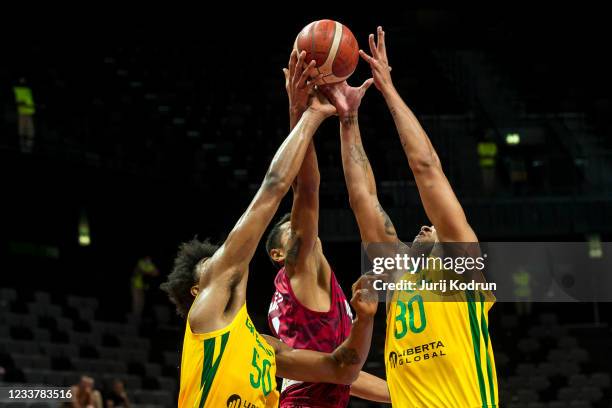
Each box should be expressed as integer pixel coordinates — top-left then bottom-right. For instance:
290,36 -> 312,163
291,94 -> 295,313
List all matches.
178,303 -> 280,408
385,272 -> 498,407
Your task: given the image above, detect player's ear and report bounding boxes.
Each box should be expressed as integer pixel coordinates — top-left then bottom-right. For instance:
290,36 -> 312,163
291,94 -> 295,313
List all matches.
270,248 -> 285,264
190,285 -> 199,297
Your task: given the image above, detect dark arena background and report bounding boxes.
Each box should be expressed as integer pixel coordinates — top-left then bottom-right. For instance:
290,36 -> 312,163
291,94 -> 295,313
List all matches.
1,7 -> 612,408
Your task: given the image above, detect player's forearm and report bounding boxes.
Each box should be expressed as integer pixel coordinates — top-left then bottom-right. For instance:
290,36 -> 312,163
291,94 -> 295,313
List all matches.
350,371 -> 391,403
264,109 -> 324,194
339,115 -> 377,203
383,88 -> 475,241
382,87 -> 440,173
295,142 -> 320,193
288,143 -> 320,263
290,108 -> 320,194
330,314 -> 374,384
340,115 -> 397,243
289,107 -> 304,131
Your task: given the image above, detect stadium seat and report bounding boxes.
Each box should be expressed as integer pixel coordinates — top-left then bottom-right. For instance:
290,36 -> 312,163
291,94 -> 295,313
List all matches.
558,387 -> 580,401
132,389 -> 173,406
590,372 -> 610,388
531,375 -> 551,391
518,337 -> 540,353
33,291 -> 51,304
67,295 -> 99,310
1,403 -> 28,408
558,362 -> 581,377
516,363 -> 537,376
21,368 -> 53,384
0,339 -> 38,355
157,376 -> 177,394
568,348 -> 589,364
144,362 -> 162,377
6,314 -> 37,328
568,401 -> 591,408
0,288 -> 18,303
11,355 -> 51,370
559,336 -> 579,349
38,342 -> 78,358
539,313 -> 559,326
578,386 -> 603,402
569,374 -> 589,388
31,328 -> 50,342
120,337 -> 150,350
162,351 -> 179,367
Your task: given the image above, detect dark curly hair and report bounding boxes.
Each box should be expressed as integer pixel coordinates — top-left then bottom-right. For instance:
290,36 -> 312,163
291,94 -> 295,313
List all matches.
265,213 -> 291,268
160,238 -> 220,319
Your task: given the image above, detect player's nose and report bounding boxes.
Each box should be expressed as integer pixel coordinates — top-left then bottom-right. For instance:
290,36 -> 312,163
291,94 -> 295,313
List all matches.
420,225 -> 432,233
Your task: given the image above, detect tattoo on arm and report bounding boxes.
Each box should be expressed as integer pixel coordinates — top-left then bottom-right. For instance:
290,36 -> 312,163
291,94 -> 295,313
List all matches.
285,234 -> 302,266
334,346 -> 360,366
376,203 -> 397,236
349,144 -> 369,176
389,107 -> 409,147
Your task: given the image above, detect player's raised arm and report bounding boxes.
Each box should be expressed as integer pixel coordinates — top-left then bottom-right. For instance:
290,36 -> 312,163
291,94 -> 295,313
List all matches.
283,50 -> 321,269
264,274 -> 379,385
360,27 -> 477,243
323,81 -> 399,245
209,94 -> 334,278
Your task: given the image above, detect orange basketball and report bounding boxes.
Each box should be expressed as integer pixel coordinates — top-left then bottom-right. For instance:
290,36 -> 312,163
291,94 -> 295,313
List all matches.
294,20 -> 359,85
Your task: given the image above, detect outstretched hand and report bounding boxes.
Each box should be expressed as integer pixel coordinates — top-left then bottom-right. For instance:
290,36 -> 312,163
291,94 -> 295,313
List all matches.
350,273 -> 380,318
320,79 -> 373,119
283,50 -> 321,115
359,26 -> 393,93
307,90 -> 336,119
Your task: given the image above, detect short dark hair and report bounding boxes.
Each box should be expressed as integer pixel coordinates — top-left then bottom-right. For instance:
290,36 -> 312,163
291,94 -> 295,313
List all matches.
265,213 -> 291,267
160,238 -> 219,319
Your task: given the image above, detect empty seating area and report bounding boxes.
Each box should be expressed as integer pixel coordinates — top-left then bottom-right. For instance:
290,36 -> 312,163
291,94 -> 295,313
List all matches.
494,309 -> 612,407
0,288 -> 178,408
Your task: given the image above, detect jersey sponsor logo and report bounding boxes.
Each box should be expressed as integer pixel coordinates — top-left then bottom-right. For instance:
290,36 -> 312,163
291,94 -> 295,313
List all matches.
388,351 -> 399,368
226,393 -> 260,408
387,340 -> 447,368
226,394 -> 242,407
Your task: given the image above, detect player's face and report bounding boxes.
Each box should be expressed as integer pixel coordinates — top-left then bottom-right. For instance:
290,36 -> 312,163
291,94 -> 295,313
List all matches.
413,225 -> 437,244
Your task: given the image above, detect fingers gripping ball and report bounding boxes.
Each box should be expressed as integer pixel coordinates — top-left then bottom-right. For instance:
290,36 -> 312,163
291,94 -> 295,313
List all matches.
294,20 -> 359,85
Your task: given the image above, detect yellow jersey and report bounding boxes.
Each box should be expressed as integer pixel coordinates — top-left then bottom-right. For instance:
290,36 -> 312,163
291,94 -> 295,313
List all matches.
179,303 -> 280,408
13,86 -> 36,115
385,271 -> 498,407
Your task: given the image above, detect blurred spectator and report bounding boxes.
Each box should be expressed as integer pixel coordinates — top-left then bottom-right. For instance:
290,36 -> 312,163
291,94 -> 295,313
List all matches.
70,376 -> 103,408
513,266 -> 532,315
105,379 -> 131,408
131,255 -> 159,324
477,136 -> 498,194
13,77 -> 36,153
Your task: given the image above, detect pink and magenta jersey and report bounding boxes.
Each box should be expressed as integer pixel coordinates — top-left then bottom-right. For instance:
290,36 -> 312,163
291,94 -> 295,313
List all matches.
268,267 -> 353,408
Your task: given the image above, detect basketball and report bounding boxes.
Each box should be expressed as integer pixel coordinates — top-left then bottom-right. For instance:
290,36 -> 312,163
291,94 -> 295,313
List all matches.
294,19 -> 359,85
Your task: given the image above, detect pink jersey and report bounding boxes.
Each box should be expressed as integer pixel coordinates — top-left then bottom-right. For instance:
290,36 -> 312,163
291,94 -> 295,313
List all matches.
268,267 -> 354,408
